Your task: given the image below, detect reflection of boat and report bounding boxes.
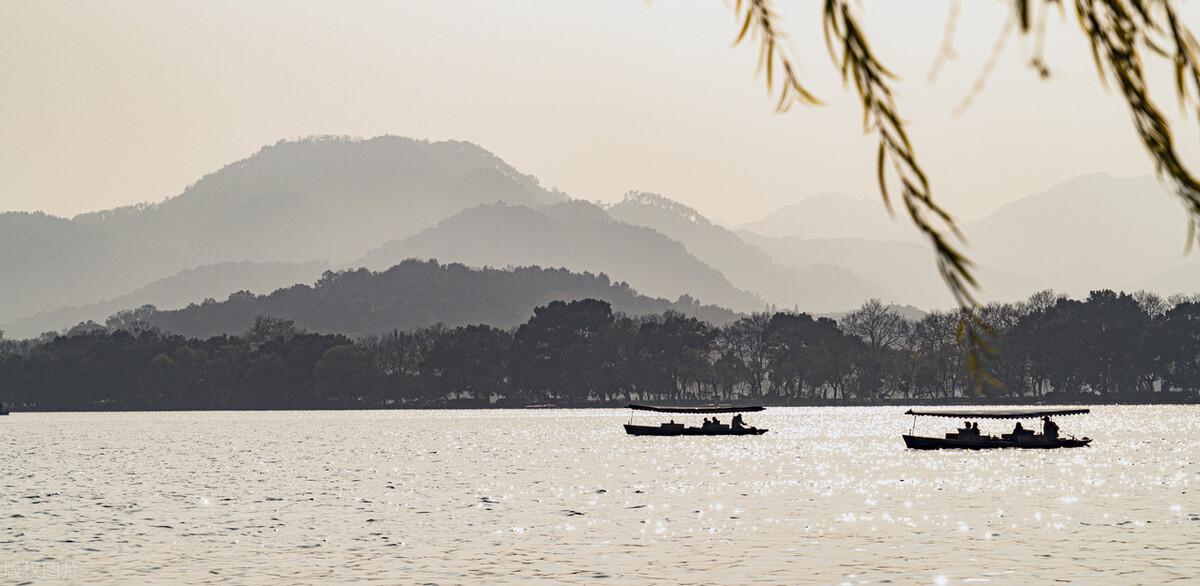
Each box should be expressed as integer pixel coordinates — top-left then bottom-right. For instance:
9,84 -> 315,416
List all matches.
902,408 -> 1091,450
623,404 -> 767,436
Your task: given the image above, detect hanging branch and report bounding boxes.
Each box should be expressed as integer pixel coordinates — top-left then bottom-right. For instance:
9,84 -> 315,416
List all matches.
1073,0 -> 1200,249
728,0 -> 1200,391
821,0 -> 977,310
928,0 -> 962,83
732,0 -> 977,307
732,0 -> 991,387
732,0 -> 822,111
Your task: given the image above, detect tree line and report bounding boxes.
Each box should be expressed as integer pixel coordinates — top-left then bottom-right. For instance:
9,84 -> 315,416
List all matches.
1,289 -> 1199,411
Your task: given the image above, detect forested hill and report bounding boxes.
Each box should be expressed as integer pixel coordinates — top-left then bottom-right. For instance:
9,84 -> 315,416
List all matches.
143,260 -> 740,338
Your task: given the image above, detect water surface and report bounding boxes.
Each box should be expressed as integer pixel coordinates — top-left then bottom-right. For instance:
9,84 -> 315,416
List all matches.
2,407 -> 1197,584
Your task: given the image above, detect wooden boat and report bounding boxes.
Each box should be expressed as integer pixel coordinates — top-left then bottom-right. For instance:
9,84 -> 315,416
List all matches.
902,407 -> 1091,450
624,404 -> 767,436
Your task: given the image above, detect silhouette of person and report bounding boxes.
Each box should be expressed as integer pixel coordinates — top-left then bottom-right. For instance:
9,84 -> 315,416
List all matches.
1014,421 -> 1025,434
1042,416 -> 1059,439
732,414 -> 745,429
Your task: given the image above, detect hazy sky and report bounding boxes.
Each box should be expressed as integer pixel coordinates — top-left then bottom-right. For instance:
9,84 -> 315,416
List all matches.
2,0 -> 1198,225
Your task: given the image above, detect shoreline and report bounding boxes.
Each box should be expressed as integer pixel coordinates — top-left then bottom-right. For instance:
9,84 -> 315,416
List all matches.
5,396 -> 1198,414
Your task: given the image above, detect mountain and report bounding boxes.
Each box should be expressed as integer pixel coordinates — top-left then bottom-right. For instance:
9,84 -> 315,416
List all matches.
1,261 -> 328,339
359,201 -> 764,312
145,260 -> 741,338
0,136 -> 566,323
740,174 -> 1200,307
607,192 -> 885,312
73,135 -> 564,263
963,173 -> 1195,291
0,212 -> 146,323
738,193 -> 919,241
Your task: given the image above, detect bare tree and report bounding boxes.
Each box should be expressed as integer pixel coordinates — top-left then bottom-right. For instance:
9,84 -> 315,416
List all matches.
720,313 -> 772,396
840,299 -> 909,352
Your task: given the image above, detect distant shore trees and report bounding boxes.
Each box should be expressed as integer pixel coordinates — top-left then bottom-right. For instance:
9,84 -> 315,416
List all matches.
2,290 -> 1199,411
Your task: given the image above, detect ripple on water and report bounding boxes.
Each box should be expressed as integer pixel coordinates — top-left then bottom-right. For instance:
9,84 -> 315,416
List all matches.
0,406 -> 1197,583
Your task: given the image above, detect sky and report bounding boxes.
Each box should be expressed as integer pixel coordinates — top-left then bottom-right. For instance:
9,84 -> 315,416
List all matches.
2,0 -> 1198,225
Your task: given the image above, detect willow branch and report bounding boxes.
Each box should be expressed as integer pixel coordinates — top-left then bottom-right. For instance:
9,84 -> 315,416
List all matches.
732,0 -> 822,111
1074,0 -> 1200,249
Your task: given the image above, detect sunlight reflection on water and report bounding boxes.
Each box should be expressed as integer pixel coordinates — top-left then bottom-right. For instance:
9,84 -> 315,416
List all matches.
0,406 -> 1197,583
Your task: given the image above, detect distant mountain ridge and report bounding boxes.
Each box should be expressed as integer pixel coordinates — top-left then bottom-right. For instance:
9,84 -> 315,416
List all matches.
145,259 -> 741,338
8,133 -> 1195,336
607,191 -> 885,312
962,173 -> 1197,290
1,261 -> 329,339
738,192 -> 918,241
741,173 -> 1200,306
741,233 -> 1042,309
73,136 -> 565,263
0,136 -> 566,323
359,200 -> 765,312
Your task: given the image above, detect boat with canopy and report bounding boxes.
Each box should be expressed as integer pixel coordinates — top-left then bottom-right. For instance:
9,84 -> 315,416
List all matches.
624,404 -> 768,436
902,407 -> 1091,449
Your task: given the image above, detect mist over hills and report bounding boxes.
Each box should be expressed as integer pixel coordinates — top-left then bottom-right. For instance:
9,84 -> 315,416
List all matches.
359,200 -> 765,312
738,193 -> 919,241
962,173 -> 1199,290
739,173 -> 1200,306
1,261 -> 328,339
145,260 -> 740,338
73,136 -> 564,262
0,136 -> 565,324
0,212 -> 151,323
7,134 -> 1197,340
607,192 -> 884,312
741,234 -> 1042,309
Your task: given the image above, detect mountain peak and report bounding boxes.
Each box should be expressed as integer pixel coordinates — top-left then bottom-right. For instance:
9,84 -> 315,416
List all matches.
616,191 -> 714,228
739,192 -> 914,242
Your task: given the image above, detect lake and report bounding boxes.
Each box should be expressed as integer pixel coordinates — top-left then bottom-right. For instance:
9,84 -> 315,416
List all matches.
1,407 -> 1197,584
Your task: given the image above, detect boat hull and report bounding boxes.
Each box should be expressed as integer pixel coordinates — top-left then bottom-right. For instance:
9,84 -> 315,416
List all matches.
624,424 -> 767,436
902,434 -> 1091,450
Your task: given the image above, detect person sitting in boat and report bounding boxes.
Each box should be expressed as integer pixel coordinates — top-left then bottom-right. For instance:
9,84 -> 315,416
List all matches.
732,414 -> 745,429
1013,421 -> 1027,434
1042,416 -> 1059,439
